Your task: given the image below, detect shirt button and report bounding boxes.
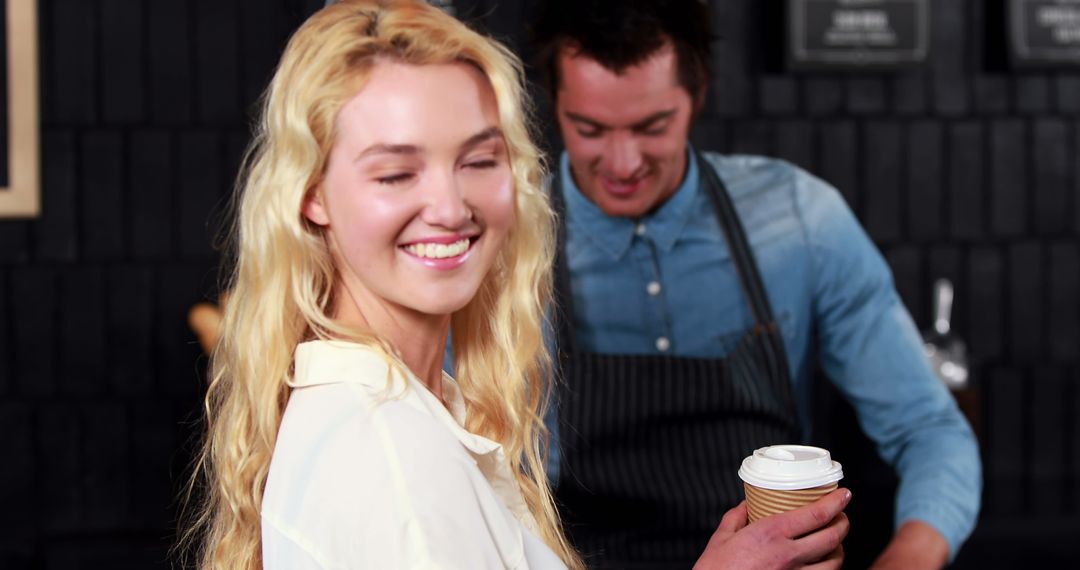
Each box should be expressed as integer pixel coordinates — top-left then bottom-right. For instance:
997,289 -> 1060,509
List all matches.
635,223 -> 646,236
655,336 -> 670,352
646,281 -> 662,296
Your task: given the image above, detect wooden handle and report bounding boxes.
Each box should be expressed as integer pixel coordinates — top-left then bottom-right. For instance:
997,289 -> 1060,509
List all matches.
188,302 -> 224,354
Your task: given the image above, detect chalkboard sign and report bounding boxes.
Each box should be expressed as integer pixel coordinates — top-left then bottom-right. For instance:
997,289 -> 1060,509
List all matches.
0,0 -> 39,219
1009,0 -> 1080,67
787,0 -> 930,70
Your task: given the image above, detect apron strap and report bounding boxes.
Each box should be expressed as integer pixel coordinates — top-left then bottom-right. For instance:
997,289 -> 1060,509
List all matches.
550,172 -> 578,354
696,152 -> 776,330
694,153 -> 795,391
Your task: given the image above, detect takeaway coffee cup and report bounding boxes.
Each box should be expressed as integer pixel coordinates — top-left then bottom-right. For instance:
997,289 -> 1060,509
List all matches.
738,445 -> 844,523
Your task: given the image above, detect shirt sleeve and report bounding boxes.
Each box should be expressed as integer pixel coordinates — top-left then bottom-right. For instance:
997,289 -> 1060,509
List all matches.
262,515 -> 334,570
541,303 -> 563,484
794,172 -> 982,560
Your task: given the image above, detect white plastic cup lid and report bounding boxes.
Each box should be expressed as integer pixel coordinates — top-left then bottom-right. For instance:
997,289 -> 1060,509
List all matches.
738,445 -> 844,490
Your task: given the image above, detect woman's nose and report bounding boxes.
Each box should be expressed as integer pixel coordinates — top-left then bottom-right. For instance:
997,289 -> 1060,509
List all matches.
421,171 -> 472,228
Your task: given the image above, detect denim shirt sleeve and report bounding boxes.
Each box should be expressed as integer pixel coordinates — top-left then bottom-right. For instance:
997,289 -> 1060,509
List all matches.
794,172 -> 982,559
542,304 -> 563,483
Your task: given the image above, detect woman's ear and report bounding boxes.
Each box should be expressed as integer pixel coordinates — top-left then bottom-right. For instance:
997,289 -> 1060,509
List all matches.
303,187 -> 330,226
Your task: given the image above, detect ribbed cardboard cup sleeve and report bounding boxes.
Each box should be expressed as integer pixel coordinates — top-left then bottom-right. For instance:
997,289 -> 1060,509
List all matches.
743,482 -> 839,523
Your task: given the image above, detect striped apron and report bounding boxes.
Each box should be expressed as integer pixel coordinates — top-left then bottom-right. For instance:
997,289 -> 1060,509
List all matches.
552,153 -> 802,569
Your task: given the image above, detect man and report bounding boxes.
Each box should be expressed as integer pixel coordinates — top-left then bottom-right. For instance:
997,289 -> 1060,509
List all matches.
531,1 -> 981,568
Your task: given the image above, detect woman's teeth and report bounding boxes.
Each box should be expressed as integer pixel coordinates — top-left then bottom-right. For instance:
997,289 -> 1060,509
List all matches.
404,238 -> 470,259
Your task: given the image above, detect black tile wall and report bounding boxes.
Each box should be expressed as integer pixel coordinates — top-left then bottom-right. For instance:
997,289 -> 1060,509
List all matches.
128,130 -> 175,259
1,0 -> 324,564
1059,76 -> 1080,116
35,132 -> 79,261
969,247 -> 1004,358
863,121 -> 903,242
3,0 -> 1080,565
818,120 -> 859,209
12,268 -> 56,398
108,265 -> 155,396
0,271 -> 9,395
81,131 -> 125,260
1008,242 -> 1043,365
1049,243 -> 1080,363
0,403 -> 33,540
48,0 -> 97,125
759,76 -> 798,116
846,77 -> 887,116
985,367 -> 1025,516
931,0 -> 968,116
731,120 -> 773,156
1033,120 -> 1070,235
1030,367 -> 1067,516
892,72 -> 928,116
773,120 -> 813,171
58,267 -> 107,396
805,77 -> 844,116
990,120 -> 1028,237
193,0 -> 242,125
147,0 -> 193,125
948,121 -> 985,241
101,0 -> 144,125
1016,76 -> 1051,115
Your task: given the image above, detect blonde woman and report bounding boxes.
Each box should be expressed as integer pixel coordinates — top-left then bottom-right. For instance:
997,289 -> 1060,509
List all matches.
181,0 -> 580,567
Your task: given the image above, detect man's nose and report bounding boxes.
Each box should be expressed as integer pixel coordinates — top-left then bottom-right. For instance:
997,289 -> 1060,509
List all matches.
421,170 -> 472,229
603,132 -> 644,179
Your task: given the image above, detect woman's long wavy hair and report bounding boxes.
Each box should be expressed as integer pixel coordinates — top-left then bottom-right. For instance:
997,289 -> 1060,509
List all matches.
178,1 -> 581,568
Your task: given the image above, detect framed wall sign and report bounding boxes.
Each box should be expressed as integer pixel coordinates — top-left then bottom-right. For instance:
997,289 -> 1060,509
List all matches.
787,0 -> 930,71
0,0 -> 39,219
1009,0 -> 1080,67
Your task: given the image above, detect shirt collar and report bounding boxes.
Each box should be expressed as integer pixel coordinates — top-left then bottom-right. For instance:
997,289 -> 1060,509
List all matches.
292,339 -> 469,421
559,144 -> 700,258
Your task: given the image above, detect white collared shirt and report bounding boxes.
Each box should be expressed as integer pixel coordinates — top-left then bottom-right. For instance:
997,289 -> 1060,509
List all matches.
261,340 -> 566,569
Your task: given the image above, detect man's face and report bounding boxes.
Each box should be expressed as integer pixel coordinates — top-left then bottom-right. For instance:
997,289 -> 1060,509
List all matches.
555,43 -> 696,218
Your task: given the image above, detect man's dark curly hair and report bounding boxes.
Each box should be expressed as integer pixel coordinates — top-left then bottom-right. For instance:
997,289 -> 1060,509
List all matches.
531,0 -> 713,105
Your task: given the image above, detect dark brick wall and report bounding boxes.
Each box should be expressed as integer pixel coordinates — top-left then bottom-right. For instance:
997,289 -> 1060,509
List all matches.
1,0 -> 1078,567
0,0 -> 325,567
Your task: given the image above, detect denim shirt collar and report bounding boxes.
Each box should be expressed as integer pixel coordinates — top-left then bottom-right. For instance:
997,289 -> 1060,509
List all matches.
559,144 -> 700,259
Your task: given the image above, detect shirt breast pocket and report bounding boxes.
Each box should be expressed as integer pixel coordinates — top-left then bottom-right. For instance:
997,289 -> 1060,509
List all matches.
713,308 -> 796,356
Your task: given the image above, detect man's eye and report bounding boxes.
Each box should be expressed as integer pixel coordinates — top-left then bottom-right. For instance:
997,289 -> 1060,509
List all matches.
376,173 -> 414,185
576,128 -> 602,139
637,123 -> 669,137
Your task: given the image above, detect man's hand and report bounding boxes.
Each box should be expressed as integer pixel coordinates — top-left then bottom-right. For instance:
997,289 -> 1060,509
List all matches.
693,488 -> 851,570
869,520 -> 948,570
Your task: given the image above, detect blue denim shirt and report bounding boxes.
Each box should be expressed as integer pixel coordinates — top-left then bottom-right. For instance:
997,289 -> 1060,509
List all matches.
551,148 -> 981,558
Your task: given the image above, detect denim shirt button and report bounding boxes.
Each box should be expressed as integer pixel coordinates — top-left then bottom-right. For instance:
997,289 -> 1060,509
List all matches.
635,223 -> 646,236
655,336 -> 671,352
646,281 -> 662,296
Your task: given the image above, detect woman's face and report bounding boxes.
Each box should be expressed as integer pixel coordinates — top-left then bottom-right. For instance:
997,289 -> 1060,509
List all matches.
305,61 -> 515,321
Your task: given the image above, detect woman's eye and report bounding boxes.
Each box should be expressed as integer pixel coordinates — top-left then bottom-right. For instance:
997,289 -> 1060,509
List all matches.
375,172 -> 414,185
464,159 -> 498,170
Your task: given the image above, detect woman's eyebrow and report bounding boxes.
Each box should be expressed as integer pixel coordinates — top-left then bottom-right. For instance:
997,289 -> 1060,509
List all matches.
355,143 -> 421,162
354,127 -> 502,162
459,126 -> 503,151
